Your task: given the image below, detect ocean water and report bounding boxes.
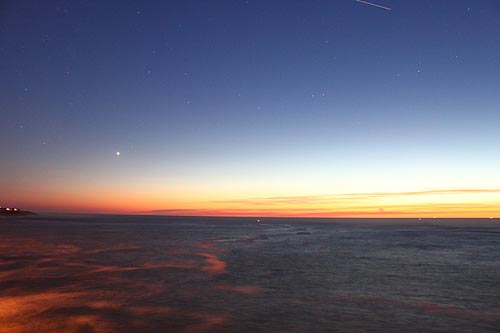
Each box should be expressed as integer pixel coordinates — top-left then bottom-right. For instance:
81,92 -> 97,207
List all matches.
0,215 -> 499,332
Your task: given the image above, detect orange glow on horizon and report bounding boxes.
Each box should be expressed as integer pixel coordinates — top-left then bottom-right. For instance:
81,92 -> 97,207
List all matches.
4,188 -> 500,218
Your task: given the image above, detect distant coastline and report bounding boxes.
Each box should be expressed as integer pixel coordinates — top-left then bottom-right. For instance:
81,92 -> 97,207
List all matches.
0,207 -> 36,216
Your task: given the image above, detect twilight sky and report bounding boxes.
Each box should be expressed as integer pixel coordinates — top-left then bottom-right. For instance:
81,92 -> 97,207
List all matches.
1,0 -> 500,217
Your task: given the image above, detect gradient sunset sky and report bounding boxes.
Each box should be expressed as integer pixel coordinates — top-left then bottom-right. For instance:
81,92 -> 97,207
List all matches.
1,0 -> 499,217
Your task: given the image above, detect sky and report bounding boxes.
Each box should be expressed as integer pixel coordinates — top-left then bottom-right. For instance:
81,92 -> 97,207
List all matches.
1,0 -> 500,217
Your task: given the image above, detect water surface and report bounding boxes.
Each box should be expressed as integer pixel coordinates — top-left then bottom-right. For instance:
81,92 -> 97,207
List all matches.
0,215 -> 499,332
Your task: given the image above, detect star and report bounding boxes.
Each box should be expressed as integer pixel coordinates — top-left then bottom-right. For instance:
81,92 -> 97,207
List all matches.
116,151 -> 121,156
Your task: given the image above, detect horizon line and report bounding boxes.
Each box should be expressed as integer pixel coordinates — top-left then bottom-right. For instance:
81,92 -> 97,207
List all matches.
11,210 -> 497,220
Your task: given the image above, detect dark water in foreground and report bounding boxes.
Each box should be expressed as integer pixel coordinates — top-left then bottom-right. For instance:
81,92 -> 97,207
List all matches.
0,215 -> 499,332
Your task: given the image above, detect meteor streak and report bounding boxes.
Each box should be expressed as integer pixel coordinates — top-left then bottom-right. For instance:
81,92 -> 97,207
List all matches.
356,0 -> 391,11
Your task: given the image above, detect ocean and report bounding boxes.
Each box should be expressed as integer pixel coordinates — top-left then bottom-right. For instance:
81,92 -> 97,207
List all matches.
0,215 -> 499,332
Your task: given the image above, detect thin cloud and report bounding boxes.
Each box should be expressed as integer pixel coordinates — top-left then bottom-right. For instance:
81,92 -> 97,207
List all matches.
211,189 -> 500,205
141,189 -> 500,217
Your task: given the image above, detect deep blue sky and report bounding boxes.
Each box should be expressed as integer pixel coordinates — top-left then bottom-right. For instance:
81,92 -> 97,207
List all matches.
1,1 -> 499,214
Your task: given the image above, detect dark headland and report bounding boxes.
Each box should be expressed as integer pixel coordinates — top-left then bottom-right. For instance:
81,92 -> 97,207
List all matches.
0,207 -> 36,216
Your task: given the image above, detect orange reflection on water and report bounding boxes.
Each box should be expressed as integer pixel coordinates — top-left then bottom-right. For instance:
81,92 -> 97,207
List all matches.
0,237 -> 234,333
0,291 -> 111,333
0,289 -> 228,333
197,253 -> 227,275
215,284 -> 264,296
